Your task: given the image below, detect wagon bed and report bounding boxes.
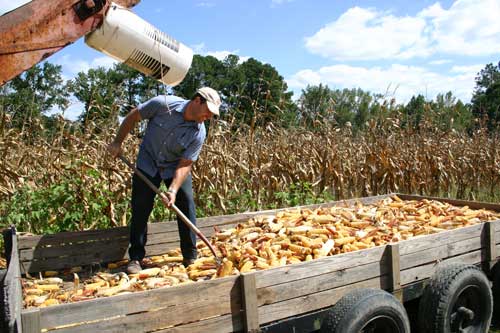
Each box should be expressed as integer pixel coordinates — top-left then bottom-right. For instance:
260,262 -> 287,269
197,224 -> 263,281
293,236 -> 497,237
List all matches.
1,193 -> 499,333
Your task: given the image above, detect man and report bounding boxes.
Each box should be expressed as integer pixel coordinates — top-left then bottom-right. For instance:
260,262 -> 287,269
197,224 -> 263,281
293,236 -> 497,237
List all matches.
107,87 -> 221,274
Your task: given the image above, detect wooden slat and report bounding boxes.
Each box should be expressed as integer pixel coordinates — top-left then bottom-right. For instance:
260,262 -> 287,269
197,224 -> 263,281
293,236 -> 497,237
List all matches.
19,224 -> 237,273
19,238 -> 130,262
388,244 -> 401,290
155,314 -> 243,333
397,194 -> 500,212
485,222 -> 497,264
256,259 -> 388,306
400,236 -> 482,270
21,246 -> 129,273
50,299 -> 240,333
256,245 -> 387,289
388,243 -> 402,301
39,276 -> 240,330
21,308 -> 41,333
2,228 -> 23,333
400,250 -> 481,285
257,248 -> 484,325
258,275 -> 391,324
241,273 -> 259,332
17,228 -> 129,250
398,223 -> 483,256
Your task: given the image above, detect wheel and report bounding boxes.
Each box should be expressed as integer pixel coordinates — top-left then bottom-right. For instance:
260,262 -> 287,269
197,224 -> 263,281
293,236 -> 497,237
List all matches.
320,288 -> 410,333
418,263 -> 492,333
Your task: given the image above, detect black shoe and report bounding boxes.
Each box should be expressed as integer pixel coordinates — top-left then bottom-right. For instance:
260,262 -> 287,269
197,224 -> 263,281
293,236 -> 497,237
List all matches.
127,260 -> 142,274
182,258 -> 196,268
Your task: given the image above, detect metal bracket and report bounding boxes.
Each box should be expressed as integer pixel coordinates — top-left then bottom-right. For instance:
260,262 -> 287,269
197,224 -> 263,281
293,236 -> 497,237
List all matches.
73,0 -> 107,21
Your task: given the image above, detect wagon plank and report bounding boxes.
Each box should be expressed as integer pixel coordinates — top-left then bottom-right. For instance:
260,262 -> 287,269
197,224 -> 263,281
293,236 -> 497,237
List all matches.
400,250 -> 481,285
258,275 -> 391,324
155,314 -> 243,333
21,308 -> 41,333
398,223 -> 483,256
49,295 -> 240,333
400,236 -> 482,270
256,259 -> 389,306
255,245 -> 387,289
21,246 -> 129,273
38,276 -> 240,330
397,194 -> 500,212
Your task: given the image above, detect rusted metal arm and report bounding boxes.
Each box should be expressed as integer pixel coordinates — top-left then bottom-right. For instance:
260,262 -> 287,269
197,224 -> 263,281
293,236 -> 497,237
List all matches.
0,0 -> 140,86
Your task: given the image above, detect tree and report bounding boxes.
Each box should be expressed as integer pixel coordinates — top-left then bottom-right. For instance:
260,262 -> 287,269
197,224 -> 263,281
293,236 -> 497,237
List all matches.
432,92 -> 473,132
297,84 -> 333,127
174,55 -> 227,99
69,67 -> 122,125
471,62 -> 500,129
174,55 -> 295,127
1,62 -> 69,128
403,94 -> 426,129
111,63 -> 164,116
235,58 -> 294,126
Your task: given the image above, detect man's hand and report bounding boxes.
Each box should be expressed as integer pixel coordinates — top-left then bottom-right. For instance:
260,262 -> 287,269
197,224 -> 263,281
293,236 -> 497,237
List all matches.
160,192 -> 175,207
107,141 -> 122,158
107,108 -> 141,159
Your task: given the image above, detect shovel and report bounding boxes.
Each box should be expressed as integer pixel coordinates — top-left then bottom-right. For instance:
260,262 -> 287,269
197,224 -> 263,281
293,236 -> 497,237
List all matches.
118,155 -> 222,267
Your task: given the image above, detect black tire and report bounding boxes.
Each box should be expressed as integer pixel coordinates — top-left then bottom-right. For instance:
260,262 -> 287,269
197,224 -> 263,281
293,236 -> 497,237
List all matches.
320,288 -> 410,333
418,262 -> 492,333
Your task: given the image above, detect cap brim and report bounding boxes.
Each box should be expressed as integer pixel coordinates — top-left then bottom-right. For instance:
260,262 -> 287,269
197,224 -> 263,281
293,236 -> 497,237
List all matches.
207,101 -> 220,116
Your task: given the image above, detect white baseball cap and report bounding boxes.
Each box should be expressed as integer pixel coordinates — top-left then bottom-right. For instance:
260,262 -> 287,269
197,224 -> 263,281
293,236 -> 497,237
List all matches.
197,87 -> 221,116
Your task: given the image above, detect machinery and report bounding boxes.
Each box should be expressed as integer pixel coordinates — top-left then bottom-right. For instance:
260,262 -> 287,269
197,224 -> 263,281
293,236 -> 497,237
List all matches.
0,0 -> 193,86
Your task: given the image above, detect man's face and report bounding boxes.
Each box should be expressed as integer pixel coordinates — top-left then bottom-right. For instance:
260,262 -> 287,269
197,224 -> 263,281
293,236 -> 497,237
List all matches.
195,98 -> 214,123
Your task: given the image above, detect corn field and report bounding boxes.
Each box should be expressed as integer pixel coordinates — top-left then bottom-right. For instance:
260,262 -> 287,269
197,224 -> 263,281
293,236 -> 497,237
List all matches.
1,110 -> 500,238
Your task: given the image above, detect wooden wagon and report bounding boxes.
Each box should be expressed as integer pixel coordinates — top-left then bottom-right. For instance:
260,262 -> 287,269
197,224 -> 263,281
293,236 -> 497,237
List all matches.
1,193 -> 499,332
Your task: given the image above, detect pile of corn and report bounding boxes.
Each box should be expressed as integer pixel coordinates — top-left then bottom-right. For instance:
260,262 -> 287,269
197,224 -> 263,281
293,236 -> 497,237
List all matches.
22,196 -> 500,308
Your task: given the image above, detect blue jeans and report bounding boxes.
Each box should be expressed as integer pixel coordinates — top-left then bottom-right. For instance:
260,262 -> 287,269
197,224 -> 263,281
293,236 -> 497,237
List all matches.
128,169 -> 197,261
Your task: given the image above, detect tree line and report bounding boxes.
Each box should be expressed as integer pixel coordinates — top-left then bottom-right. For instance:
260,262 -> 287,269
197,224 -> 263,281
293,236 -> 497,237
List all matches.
1,55 -> 499,133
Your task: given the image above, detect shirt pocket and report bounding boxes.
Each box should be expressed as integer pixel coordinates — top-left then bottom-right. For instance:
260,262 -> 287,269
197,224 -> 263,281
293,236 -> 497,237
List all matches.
170,132 -> 188,155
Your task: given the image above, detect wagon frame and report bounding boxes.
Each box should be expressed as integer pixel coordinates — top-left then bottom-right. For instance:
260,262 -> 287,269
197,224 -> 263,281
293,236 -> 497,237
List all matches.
1,193 -> 499,332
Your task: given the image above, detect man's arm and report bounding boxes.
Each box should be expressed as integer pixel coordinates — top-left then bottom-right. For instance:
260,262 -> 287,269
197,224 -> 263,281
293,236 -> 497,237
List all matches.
107,108 -> 142,158
163,158 -> 193,206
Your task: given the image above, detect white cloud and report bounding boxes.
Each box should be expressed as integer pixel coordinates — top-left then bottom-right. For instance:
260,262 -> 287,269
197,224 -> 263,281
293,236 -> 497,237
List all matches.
207,50 -> 250,63
429,59 -> 452,65
287,63 -> 482,103
52,55 -> 117,80
305,0 -> 500,60
305,7 -> 430,61
0,0 -> 30,15
450,64 -> 483,74
191,43 -> 206,54
429,0 -> 500,57
192,44 -> 250,63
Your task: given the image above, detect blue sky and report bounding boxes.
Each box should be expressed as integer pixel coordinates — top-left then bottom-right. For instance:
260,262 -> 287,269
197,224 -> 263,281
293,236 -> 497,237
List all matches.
2,0 -> 499,120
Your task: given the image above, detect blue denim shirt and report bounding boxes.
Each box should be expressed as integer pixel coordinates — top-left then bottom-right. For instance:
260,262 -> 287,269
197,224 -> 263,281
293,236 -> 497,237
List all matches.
136,95 -> 206,179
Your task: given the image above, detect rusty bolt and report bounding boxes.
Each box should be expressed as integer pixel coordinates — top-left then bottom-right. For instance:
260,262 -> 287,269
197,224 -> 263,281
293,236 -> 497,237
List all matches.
85,0 -> 96,9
